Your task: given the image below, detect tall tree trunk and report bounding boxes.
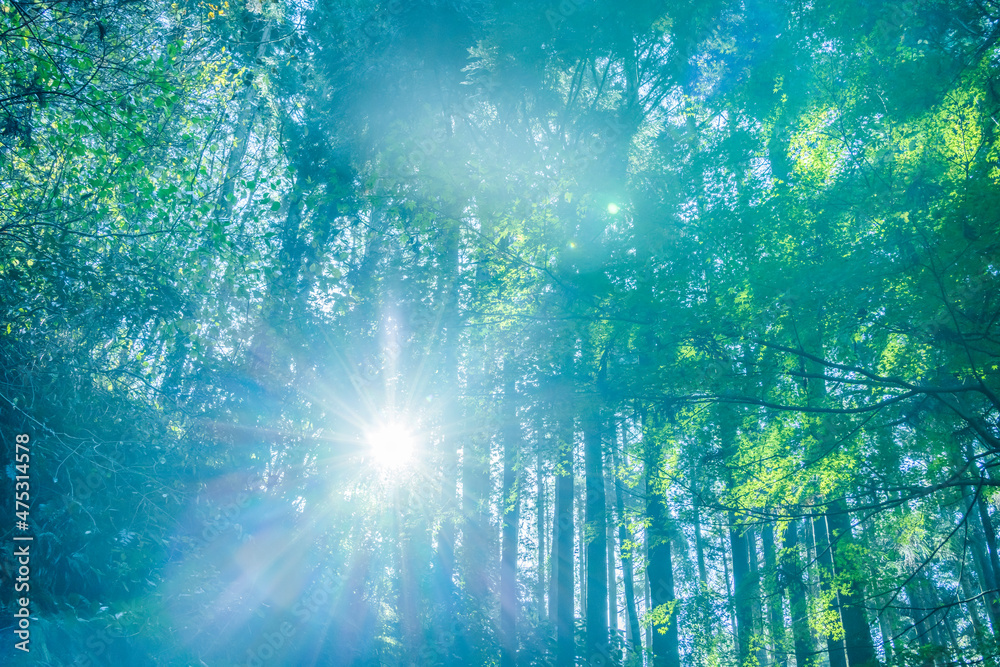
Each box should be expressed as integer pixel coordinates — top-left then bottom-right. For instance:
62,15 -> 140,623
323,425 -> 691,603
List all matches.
724,529 -> 737,638
747,528 -> 766,667
805,515 -> 819,607
962,451 -> 1000,639
801,304 -> 855,667
924,580 -> 958,666
579,475 -> 587,627
762,523 -> 788,667
460,422 -> 492,661
977,491 -> 1000,629
611,428 -> 642,658
860,494 -> 896,663
959,569 -> 991,661
801,309 -> 875,666
397,489 -> 425,664
969,495 -> 1000,636
730,517 -> 755,666
537,420 -> 548,625
878,613 -> 896,664
813,512 -> 848,667
645,410 -> 680,667
330,548 -> 375,664
500,370 -> 520,667
826,501 -> 878,666
878,606 -> 895,665
721,405 -> 754,667
783,518 -> 814,667
645,556 -> 652,655
813,513 -> 847,667
605,441 -> 619,642
905,579 -> 935,667
550,476 -> 559,630
942,605 -> 968,667
436,214 -> 461,625
554,387 -> 576,667
584,411 -> 609,662
457,317 -> 493,663
694,501 -> 708,589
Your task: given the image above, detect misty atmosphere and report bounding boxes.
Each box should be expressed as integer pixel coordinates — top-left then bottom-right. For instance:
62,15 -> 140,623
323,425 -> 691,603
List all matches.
2,1 -> 1000,666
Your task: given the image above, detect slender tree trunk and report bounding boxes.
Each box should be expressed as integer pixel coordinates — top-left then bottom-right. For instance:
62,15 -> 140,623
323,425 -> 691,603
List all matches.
977,491 -> 1000,628
550,477 -> 559,629
436,214 -> 461,632
724,529 -> 737,639
500,370 -> 520,667
959,569 -> 992,663
331,548 -> 375,664
645,558 -> 652,655
972,515 -> 1000,636
645,410 -> 680,667
720,405 -> 754,667
611,430 -> 642,658
826,502 -> 877,666
458,297 -> 494,662
694,501 -> 708,589
906,579 -> 935,667
877,605 -> 895,665
579,475 -> 587,626
762,523 -> 788,667
398,490 -> 424,664
927,582 -> 949,665
924,580 -> 961,666
942,605 -> 968,667
537,422 -> 547,625
859,495 -> 895,663
801,310 -> 858,667
783,518 -> 814,667
963,479 -> 1000,638
730,517 -> 755,666
805,516 -> 818,607
554,389 -> 576,667
584,411 -> 609,662
813,512 -> 848,667
747,528 -> 767,667
605,441 -> 619,642
460,425 -> 492,660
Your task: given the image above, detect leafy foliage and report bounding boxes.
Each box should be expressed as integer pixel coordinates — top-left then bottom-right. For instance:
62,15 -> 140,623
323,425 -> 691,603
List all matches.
2,1 -> 999,666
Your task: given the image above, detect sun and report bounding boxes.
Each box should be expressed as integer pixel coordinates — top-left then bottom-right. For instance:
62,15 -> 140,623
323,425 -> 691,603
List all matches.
364,423 -> 416,468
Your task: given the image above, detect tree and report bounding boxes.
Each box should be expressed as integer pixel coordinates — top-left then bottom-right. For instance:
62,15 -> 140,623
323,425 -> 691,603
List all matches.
4,0 -> 1000,664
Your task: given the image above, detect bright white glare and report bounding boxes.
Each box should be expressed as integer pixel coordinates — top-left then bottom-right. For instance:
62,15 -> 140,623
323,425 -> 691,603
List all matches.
607,203 -> 620,214
365,423 -> 416,468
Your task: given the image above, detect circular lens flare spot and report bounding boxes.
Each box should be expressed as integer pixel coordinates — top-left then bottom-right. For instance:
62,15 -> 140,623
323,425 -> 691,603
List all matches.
365,423 -> 416,468
607,203 -> 620,214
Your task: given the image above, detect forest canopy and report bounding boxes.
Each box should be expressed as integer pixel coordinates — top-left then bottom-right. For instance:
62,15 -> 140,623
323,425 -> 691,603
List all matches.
2,0 -> 1000,666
